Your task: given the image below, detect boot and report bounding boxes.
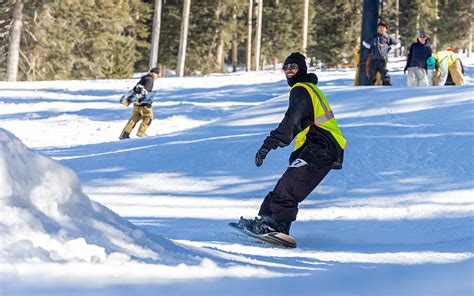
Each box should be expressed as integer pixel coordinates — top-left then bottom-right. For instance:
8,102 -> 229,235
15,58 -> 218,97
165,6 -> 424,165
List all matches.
119,131 -> 130,140
248,216 -> 291,235
237,216 -> 259,229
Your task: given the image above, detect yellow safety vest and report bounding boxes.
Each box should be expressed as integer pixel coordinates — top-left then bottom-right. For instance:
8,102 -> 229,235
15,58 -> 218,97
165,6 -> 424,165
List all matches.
433,50 -> 458,70
293,82 -> 346,151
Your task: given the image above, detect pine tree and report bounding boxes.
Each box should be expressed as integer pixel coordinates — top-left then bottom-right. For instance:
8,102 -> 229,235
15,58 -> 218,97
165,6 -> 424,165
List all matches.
261,0 -> 312,67
309,0 -> 361,68
21,0 -> 150,80
158,0 -> 246,75
437,0 -> 472,50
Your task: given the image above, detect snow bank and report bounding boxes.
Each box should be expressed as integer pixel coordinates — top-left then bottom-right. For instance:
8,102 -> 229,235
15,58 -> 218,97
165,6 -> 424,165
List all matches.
0,128 -> 188,264
0,128 -> 279,283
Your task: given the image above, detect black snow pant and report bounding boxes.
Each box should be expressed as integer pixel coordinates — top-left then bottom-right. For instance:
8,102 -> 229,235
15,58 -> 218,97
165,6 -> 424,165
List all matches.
369,59 -> 392,86
258,164 -> 331,223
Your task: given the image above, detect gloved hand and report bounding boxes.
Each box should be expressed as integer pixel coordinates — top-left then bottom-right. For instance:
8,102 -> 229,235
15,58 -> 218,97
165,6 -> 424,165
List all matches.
403,66 -> 407,74
255,145 -> 270,167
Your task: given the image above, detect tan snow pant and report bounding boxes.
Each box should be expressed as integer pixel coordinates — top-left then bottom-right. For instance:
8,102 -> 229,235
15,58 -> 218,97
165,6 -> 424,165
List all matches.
433,59 -> 464,86
121,104 -> 153,137
449,59 -> 464,86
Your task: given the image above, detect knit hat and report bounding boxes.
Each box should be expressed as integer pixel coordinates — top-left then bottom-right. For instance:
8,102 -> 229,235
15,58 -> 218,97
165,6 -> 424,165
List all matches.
378,21 -> 388,29
283,52 -> 307,74
418,28 -> 426,37
150,67 -> 160,74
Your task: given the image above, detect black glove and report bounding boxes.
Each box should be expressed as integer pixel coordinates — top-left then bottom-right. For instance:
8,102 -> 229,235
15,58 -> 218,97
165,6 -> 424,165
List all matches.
403,66 -> 407,74
255,145 -> 270,167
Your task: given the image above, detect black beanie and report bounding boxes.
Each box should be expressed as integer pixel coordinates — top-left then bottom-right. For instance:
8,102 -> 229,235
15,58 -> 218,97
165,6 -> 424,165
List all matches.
150,67 -> 160,74
283,52 -> 307,74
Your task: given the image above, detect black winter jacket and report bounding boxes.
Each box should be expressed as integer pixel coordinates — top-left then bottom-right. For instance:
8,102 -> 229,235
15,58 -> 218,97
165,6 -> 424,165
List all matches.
262,73 -> 344,169
364,33 -> 398,60
134,74 -> 154,93
406,41 -> 432,69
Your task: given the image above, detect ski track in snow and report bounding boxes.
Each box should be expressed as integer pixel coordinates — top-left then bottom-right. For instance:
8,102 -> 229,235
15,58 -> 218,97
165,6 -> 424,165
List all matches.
1,58 -> 473,295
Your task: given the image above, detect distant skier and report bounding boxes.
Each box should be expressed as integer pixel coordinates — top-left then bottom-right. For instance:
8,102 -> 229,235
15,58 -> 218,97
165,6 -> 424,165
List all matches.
432,48 -> 464,86
362,21 -> 400,86
119,67 -> 160,140
404,29 -> 432,87
236,52 -> 346,237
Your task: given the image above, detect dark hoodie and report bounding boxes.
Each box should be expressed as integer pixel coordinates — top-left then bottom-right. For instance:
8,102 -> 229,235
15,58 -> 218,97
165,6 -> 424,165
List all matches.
263,71 -> 343,169
134,74 -> 155,93
406,40 -> 432,69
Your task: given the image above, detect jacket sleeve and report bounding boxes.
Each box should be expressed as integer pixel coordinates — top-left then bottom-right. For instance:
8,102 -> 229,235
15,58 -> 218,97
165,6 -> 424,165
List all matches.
263,87 -> 313,150
405,44 -> 413,68
389,35 -> 401,51
362,37 -> 372,49
134,76 -> 154,93
424,46 -> 432,69
438,59 -> 449,85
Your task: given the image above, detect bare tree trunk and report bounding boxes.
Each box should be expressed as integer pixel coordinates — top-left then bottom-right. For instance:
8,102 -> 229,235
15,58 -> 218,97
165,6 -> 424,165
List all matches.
433,0 -> 439,51
254,0 -> 262,71
232,11 -> 238,72
149,0 -> 162,69
468,3 -> 473,57
216,33 -> 225,72
301,0 -> 309,54
7,0 -> 23,82
177,0 -> 191,77
394,0 -> 399,57
246,0 -> 253,71
208,1 -> 226,72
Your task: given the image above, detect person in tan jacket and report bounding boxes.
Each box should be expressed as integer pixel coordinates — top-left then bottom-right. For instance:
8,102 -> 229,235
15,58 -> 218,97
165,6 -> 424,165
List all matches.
119,67 -> 160,140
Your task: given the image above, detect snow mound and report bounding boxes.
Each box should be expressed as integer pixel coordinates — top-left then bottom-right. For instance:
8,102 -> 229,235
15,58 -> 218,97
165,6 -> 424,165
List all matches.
0,128 -> 191,265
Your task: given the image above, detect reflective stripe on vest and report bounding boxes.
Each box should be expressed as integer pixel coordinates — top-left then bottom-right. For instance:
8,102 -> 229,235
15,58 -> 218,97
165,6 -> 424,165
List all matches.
293,82 -> 346,151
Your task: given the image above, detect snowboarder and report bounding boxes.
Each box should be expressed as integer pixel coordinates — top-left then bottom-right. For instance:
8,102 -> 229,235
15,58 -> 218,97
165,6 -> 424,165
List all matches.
119,67 -> 160,140
235,52 -> 346,240
362,21 -> 400,86
432,48 -> 464,86
404,29 -> 432,87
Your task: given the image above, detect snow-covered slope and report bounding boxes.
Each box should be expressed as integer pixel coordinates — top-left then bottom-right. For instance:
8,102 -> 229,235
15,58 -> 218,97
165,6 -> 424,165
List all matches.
0,58 -> 473,295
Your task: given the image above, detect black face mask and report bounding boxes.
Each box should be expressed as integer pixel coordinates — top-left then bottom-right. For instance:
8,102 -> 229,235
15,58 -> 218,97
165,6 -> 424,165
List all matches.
287,69 -> 307,87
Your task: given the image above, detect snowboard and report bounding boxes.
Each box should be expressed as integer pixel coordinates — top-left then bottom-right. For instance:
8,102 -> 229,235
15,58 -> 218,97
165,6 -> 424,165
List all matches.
119,89 -> 135,107
228,222 -> 297,248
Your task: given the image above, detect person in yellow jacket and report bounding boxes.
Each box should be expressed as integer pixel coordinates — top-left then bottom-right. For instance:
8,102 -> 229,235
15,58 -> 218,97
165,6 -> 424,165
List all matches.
433,48 -> 464,86
235,52 -> 346,236
119,67 -> 160,140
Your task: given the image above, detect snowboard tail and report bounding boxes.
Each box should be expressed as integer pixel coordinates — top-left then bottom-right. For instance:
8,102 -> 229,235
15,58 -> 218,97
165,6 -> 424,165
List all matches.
120,89 -> 135,107
229,222 -> 296,248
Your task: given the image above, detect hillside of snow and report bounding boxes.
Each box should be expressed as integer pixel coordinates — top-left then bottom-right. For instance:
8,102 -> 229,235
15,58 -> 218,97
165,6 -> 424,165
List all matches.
1,58 -> 473,295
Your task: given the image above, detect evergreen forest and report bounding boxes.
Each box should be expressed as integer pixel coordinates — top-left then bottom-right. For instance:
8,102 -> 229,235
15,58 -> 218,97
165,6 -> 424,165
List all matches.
1,0 -> 472,81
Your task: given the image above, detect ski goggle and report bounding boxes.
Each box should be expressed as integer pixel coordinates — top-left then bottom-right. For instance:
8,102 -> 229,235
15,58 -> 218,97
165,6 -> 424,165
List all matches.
282,63 -> 298,71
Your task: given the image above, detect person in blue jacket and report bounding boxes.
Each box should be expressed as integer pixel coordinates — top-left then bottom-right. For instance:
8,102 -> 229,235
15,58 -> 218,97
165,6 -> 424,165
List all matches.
404,29 -> 432,87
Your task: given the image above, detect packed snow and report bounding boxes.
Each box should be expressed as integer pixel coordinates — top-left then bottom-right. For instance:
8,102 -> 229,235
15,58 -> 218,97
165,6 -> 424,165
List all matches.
0,58 -> 473,295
